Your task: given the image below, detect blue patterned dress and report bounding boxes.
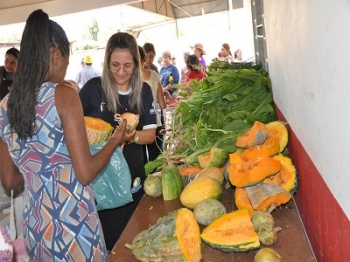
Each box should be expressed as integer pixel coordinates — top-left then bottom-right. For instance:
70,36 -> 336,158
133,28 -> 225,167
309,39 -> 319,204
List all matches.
0,82 -> 107,261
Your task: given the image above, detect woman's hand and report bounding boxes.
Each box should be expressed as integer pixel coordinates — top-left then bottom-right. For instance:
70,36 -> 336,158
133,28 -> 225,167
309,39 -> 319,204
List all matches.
110,119 -> 128,146
61,80 -> 80,92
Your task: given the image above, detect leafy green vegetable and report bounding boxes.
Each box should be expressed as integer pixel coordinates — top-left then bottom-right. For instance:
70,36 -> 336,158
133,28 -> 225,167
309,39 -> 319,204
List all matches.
145,64 -> 277,171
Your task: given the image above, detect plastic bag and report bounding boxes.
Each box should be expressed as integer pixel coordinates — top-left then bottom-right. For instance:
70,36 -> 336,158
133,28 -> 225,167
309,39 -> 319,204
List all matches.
90,143 -> 133,211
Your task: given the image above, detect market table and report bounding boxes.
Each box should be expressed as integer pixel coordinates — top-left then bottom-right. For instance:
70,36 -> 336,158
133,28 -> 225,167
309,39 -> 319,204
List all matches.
107,186 -> 316,262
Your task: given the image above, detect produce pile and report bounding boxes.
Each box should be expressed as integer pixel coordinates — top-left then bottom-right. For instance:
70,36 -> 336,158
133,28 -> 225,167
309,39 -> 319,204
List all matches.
145,64 -> 276,174
130,63 -> 298,261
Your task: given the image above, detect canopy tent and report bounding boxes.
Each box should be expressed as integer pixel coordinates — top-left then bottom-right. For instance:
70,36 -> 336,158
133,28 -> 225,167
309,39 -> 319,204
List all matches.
0,0 -> 243,27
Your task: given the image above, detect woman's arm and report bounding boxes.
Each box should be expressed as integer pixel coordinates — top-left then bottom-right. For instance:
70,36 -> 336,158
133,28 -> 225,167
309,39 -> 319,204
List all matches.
0,140 -> 24,197
55,83 -> 127,185
130,129 -> 156,145
157,82 -> 167,109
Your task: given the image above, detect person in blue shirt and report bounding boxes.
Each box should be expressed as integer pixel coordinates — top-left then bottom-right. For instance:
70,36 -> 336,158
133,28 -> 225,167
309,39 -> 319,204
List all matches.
159,50 -> 180,97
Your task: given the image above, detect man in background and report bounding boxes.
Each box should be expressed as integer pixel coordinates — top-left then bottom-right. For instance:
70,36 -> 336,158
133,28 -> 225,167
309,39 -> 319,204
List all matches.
75,55 -> 101,88
0,47 -> 20,100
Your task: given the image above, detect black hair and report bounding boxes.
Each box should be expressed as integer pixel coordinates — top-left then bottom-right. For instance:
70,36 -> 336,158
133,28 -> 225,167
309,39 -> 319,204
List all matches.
7,9 -> 69,139
5,47 -> 20,59
186,54 -> 202,72
138,45 -> 145,62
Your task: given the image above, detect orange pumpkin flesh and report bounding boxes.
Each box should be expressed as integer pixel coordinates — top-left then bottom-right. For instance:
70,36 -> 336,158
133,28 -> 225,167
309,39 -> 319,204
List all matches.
241,135 -> 280,160
236,121 -> 269,148
266,121 -> 289,152
228,152 -> 281,188
245,183 -> 292,210
234,188 -> 254,217
264,154 -> 298,194
84,116 -> 113,145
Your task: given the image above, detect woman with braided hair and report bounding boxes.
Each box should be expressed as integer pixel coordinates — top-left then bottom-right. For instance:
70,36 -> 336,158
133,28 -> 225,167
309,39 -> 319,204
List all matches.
0,9 -> 127,261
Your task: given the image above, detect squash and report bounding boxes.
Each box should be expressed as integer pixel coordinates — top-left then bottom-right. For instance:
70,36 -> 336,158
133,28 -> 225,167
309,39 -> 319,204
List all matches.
131,208 -> 201,262
245,183 -> 292,210
257,227 -> 280,245
178,165 -> 202,187
193,198 -> 226,225
84,116 -> 113,145
196,166 -> 225,184
236,121 -> 269,148
178,165 -> 203,176
228,152 -> 281,187
180,177 -> 222,209
201,209 -> 260,252
254,248 -> 283,262
198,147 -> 229,168
161,165 -> 183,201
234,188 -> 254,217
143,172 -> 162,197
264,154 -> 298,194
241,135 -> 280,160
251,210 -> 274,232
120,112 -> 139,133
266,121 -> 288,152
252,211 -> 279,245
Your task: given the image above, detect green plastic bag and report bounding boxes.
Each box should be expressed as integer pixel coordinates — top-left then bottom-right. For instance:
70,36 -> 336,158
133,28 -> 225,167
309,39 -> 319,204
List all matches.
90,143 -> 133,211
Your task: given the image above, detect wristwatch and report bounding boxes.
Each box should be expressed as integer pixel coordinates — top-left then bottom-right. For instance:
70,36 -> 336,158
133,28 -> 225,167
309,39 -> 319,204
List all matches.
133,132 -> 139,143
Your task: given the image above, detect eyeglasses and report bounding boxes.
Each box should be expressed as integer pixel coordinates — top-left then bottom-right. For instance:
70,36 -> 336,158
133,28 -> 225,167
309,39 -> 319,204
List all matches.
110,62 -> 134,74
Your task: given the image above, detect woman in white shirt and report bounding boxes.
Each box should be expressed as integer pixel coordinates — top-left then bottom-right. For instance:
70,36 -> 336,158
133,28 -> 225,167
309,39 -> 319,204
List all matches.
220,43 -> 234,63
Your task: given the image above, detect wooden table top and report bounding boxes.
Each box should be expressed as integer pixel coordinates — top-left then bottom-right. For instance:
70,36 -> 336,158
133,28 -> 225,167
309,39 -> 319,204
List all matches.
107,186 -> 316,262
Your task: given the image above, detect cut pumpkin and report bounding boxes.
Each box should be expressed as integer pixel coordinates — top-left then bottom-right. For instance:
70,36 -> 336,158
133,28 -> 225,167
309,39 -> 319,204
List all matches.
245,183 -> 292,210
84,116 -> 113,145
236,121 -> 269,148
264,154 -> 298,194
234,188 -> 254,217
198,147 -> 229,168
131,208 -> 201,262
241,135 -> 280,160
266,121 -> 289,152
227,152 -> 281,187
201,209 -> 260,252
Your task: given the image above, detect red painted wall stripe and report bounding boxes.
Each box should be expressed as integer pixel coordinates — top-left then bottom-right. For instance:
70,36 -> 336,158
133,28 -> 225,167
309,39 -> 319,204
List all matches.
275,105 -> 350,262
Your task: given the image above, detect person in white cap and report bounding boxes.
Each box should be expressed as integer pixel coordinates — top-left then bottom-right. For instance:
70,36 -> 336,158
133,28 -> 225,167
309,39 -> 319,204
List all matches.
192,43 -> 207,71
75,55 -> 101,88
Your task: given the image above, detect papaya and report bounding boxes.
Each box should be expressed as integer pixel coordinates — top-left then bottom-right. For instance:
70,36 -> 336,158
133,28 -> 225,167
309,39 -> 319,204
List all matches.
196,166 -> 224,184
180,177 -> 222,209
